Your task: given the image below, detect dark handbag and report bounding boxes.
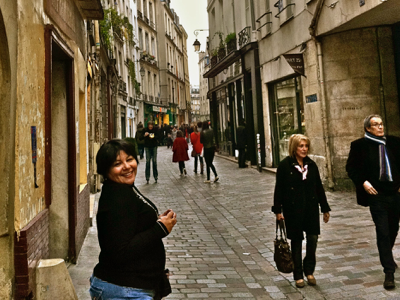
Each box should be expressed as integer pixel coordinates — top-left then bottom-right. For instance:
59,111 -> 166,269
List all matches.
274,219 -> 294,273
155,269 -> 172,300
191,149 -> 197,157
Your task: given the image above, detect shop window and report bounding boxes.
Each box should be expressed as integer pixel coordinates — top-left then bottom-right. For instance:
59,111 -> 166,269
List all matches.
270,77 -> 304,163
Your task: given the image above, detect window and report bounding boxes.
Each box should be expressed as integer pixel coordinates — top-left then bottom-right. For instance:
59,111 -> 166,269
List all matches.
139,28 -> 143,49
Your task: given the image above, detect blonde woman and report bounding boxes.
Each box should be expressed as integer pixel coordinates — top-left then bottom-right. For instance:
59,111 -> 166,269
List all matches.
272,134 -> 331,288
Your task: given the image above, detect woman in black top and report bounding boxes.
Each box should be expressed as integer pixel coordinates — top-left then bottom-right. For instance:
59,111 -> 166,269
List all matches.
200,121 -> 219,183
90,139 -> 177,300
272,134 -> 330,288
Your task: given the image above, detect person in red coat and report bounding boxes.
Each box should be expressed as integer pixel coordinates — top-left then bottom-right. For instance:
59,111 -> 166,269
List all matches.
190,123 -> 204,174
172,130 -> 189,175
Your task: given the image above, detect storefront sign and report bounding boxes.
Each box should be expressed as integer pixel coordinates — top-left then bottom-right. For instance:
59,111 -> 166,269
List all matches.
283,54 -> 305,77
306,94 -> 317,103
153,106 -> 168,113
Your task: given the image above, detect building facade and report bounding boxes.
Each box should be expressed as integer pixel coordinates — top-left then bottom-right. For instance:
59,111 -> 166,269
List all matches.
191,85 -> 201,122
0,0 -> 103,298
198,51 -> 210,121
254,0 -> 400,188
204,0 -> 265,165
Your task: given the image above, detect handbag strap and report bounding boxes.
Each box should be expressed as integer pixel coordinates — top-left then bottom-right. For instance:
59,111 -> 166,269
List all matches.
276,219 -> 288,242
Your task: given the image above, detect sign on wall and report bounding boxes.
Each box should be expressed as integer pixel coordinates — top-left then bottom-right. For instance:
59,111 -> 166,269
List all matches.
283,54 -> 306,77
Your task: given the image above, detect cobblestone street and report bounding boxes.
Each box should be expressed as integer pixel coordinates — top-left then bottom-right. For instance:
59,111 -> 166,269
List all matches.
69,146 -> 400,299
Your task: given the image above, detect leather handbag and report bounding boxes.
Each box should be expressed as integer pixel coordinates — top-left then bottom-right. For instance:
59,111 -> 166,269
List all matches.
191,149 -> 197,157
274,219 -> 294,273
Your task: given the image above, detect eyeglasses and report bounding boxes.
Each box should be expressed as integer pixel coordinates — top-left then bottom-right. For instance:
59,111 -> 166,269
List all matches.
370,123 -> 384,128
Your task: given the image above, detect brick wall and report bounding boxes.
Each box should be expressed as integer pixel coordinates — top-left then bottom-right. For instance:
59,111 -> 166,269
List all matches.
14,209 -> 49,300
75,182 -> 90,259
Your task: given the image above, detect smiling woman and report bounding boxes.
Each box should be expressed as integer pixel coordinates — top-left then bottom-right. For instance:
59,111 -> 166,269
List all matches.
91,139 -> 177,299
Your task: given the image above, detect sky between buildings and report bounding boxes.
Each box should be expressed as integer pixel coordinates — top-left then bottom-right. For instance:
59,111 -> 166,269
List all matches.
170,0 -> 208,86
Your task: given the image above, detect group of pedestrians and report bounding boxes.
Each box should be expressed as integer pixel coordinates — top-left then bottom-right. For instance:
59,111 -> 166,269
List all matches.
273,114 -> 400,290
172,121 -> 219,183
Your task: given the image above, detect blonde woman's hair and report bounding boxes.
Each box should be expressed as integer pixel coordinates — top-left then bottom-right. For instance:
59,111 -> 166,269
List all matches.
288,134 -> 310,158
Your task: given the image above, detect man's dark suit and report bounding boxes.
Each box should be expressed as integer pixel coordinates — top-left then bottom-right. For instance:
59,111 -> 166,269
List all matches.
346,135 -> 400,274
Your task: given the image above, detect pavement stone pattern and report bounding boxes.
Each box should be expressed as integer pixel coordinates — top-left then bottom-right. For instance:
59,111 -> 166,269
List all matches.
68,146 -> 400,299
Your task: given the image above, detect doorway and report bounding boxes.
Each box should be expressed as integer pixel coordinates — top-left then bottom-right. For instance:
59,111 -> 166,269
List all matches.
45,26 -> 77,261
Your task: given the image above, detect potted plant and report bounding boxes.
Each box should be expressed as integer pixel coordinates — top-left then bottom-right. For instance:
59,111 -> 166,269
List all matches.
225,32 -> 236,54
218,43 -> 226,60
211,49 -> 218,66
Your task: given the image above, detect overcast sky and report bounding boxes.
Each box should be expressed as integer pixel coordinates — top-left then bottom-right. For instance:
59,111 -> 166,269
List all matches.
170,0 -> 208,87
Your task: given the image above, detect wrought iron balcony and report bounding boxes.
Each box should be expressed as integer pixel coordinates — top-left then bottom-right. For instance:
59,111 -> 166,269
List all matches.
137,10 -> 143,19
238,26 -> 251,48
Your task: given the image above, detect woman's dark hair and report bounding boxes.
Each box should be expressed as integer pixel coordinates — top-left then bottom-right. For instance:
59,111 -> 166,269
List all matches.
202,121 -> 209,130
197,121 -> 202,128
176,130 -> 184,138
96,139 -> 138,179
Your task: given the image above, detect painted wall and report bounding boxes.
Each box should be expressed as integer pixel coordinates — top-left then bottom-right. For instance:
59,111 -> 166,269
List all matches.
14,0 -> 46,232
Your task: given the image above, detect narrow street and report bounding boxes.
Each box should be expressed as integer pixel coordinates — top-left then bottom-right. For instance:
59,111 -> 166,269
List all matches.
69,146 -> 400,300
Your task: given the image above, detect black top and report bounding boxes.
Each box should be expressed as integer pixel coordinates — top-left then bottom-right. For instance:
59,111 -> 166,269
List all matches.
236,125 -> 247,149
143,127 -> 159,148
346,135 -> 400,206
200,128 -> 215,149
272,156 -> 330,240
93,180 -> 169,290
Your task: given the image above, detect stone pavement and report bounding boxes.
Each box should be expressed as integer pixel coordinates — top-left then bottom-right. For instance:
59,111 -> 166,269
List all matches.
68,146 -> 400,299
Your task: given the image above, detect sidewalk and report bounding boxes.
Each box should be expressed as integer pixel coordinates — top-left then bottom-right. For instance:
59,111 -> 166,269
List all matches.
69,146 -> 400,299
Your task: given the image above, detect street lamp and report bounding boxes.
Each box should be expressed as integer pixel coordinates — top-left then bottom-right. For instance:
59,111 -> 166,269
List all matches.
193,29 -> 209,52
139,66 -> 145,78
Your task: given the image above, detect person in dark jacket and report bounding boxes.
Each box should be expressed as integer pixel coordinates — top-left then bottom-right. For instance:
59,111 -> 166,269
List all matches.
346,114 -> 400,289
236,120 -> 247,168
200,121 -> 219,183
90,139 -> 177,300
172,130 -> 189,175
143,121 -> 159,184
272,134 -> 330,288
135,122 -> 145,159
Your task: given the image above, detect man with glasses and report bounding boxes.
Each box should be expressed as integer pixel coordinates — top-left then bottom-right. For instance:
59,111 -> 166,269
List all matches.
346,114 -> 400,289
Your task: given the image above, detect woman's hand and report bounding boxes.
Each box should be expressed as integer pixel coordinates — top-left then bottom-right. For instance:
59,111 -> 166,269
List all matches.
158,210 -> 177,233
144,132 -> 149,137
323,212 -> 330,223
276,213 -> 284,220
363,180 -> 377,195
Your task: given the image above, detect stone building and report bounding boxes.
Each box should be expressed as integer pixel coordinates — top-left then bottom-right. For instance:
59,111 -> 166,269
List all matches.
204,0 -> 265,164
254,0 -> 400,188
0,0 -> 103,298
198,51 -> 210,121
157,0 -> 189,127
191,85 -> 201,122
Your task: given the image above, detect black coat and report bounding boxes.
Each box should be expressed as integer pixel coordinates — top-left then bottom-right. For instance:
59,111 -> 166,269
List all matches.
236,125 -> 247,149
272,156 -> 330,240
346,136 -> 400,206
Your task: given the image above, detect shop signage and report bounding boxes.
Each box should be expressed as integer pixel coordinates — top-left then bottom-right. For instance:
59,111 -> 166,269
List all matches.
306,94 -> 317,103
283,54 -> 305,77
153,106 -> 168,113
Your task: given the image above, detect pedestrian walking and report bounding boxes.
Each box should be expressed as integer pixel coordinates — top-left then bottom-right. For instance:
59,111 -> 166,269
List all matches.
172,130 -> 189,176
158,124 -> 164,146
171,126 -> 177,143
135,122 -> 145,159
90,139 -> 177,300
346,114 -> 400,289
236,120 -> 247,168
200,121 -> 219,183
143,121 -> 159,184
272,134 -> 331,288
190,123 -> 204,174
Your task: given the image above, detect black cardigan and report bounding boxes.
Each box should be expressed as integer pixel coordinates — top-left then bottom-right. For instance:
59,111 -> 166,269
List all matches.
272,156 -> 330,240
93,180 -> 169,290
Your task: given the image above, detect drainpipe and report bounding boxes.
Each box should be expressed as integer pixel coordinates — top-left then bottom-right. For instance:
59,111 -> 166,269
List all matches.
309,0 -> 335,189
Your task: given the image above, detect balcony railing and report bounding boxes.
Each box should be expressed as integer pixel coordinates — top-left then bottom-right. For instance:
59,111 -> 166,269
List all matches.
118,80 -> 127,93
238,26 -> 251,48
226,39 -> 237,54
137,10 -> 143,19
149,95 -> 154,102
143,94 -> 148,101
144,16 -> 149,24
155,97 -> 160,103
